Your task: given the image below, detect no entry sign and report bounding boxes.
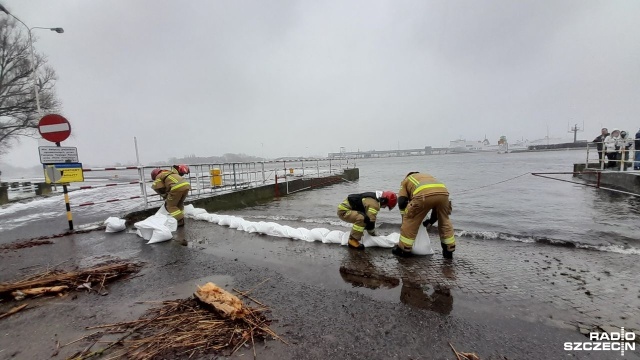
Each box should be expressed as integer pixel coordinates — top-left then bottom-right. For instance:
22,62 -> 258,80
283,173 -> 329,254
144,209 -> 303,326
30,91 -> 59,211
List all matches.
38,114 -> 71,143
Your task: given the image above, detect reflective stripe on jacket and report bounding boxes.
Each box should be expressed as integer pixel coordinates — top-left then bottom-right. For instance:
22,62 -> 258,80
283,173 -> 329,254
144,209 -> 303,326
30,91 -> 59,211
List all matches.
398,173 -> 448,201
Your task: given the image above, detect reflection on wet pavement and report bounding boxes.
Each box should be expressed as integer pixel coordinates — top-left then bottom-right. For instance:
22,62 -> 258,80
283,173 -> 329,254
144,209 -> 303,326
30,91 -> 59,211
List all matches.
339,250 -> 455,315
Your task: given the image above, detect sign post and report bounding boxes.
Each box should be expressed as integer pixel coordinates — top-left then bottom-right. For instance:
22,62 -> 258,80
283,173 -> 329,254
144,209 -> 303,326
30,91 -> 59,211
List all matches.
38,114 -> 75,231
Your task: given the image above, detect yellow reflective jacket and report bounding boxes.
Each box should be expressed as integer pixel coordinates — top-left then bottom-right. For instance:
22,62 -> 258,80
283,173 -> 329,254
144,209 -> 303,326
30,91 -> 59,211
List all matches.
398,173 -> 448,201
152,170 -> 190,195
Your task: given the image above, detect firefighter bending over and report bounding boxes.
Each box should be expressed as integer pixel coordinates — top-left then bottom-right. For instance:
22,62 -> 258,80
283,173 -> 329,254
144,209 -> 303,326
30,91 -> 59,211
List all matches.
151,168 -> 191,227
337,191 -> 398,250
394,172 -> 455,259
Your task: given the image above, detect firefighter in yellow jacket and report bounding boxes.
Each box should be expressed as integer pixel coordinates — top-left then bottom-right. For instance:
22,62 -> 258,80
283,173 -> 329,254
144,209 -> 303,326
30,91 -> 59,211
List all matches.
337,191 -> 398,249
393,172 -> 455,259
151,168 -> 191,227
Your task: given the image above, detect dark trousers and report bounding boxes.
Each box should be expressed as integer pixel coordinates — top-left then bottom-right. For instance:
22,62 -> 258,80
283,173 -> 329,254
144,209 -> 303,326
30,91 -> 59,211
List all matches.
607,152 -> 620,169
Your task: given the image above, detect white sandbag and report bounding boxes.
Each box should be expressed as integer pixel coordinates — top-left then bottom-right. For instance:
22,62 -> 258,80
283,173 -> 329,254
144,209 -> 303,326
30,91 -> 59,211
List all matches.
134,214 -> 176,244
295,228 -> 312,242
309,228 -> 330,241
411,225 -> 434,255
361,232 -> 397,248
156,204 -> 170,216
258,222 -> 278,236
104,217 -> 126,233
219,216 -> 232,226
184,204 -> 206,216
324,230 -> 345,244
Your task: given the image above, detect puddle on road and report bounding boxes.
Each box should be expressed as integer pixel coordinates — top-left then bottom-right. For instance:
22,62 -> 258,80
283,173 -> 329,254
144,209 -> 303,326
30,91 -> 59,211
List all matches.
338,266 -> 455,315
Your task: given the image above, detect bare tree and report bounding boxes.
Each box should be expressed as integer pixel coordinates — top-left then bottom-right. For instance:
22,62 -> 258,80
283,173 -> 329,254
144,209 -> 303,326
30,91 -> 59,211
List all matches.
0,18 -> 60,156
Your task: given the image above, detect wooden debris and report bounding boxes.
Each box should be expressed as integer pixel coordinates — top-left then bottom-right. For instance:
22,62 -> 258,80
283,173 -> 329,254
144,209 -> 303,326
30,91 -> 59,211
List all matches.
0,304 -> 28,320
194,282 -> 250,319
12,285 -> 68,299
74,282 -> 283,360
449,342 -> 481,360
0,260 -> 142,300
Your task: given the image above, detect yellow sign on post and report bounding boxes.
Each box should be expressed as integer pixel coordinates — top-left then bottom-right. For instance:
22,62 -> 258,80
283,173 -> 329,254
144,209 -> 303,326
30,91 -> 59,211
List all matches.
43,163 -> 84,184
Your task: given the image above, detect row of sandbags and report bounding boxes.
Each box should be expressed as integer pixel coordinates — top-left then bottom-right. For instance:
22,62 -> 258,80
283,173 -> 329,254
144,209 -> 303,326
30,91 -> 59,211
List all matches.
104,204 -> 434,254
182,205 -> 434,255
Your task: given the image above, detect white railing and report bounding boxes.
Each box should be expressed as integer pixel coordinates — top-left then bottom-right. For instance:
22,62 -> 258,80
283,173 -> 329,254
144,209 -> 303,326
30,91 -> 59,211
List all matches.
586,142 -> 637,171
2,158 -> 357,207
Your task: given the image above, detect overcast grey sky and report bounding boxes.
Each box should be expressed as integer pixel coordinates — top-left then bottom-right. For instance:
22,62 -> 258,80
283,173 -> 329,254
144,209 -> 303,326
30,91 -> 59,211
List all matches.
2,0 -> 639,166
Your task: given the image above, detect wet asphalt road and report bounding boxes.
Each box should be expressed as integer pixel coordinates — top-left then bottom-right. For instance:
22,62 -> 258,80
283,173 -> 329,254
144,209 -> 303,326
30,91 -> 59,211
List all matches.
0,221 -> 636,360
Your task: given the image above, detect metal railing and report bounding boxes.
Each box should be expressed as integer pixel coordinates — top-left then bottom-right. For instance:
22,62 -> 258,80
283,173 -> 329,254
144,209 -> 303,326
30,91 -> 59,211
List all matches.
586,142 -> 637,171
5,182 -> 38,199
140,158 -> 356,207
1,158 -> 357,208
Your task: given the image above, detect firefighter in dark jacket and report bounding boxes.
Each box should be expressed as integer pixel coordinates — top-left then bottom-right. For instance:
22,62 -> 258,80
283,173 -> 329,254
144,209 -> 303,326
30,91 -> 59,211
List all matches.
337,191 -> 398,249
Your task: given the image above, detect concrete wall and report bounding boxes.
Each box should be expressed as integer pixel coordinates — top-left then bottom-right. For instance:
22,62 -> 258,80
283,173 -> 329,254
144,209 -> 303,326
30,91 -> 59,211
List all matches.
529,142 -> 587,151
125,168 -> 359,223
35,183 -> 52,196
579,171 -> 640,194
573,163 -> 602,176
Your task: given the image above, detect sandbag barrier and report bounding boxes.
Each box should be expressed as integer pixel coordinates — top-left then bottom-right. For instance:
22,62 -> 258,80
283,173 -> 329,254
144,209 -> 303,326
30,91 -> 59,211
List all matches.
181,205 -> 434,255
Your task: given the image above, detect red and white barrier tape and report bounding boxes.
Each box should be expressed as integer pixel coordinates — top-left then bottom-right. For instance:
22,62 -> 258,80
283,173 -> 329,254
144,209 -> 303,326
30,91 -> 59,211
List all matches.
82,166 -> 140,172
75,196 -> 142,207
73,181 -> 141,190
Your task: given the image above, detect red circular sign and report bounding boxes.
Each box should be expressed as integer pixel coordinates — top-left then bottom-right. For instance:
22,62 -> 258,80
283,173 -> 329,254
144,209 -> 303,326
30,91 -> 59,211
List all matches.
38,114 -> 71,143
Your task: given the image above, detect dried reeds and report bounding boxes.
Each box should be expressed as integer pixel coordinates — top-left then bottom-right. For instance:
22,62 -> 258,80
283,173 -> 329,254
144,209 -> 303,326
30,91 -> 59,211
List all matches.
68,283 -> 283,360
0,260 -> 142,300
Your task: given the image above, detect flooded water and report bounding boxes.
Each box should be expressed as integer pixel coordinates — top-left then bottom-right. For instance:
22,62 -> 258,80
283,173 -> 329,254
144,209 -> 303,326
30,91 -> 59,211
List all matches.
233,151 -> 640,254
2,150 -> 639,254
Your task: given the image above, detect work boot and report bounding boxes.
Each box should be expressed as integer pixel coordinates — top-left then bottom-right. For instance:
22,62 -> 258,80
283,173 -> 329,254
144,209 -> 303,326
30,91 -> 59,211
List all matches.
177,219 -> 185,227
391,246 -> 413,258
441,243 -> 455,259
348,238 -> 364,250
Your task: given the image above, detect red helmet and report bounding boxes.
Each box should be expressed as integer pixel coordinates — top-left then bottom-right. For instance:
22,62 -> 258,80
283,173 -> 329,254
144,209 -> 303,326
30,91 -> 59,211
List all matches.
381,191 -> 397,210
173,164 -> 190,176
151,168 -> 163,180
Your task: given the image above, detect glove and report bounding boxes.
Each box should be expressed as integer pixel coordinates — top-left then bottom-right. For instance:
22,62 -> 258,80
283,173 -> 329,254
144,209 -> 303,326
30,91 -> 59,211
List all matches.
367,229 -> 377,236
423,211 -> 437,228
363,215 -> 375,230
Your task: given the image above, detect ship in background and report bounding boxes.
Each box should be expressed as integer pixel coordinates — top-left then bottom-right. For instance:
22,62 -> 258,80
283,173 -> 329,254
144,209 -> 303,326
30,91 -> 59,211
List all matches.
450,135 -> 573,154
448,137 -> 499,153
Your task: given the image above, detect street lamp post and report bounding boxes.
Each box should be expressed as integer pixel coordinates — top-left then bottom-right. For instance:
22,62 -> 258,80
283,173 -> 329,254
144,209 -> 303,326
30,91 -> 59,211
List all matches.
0,4 -> 63,114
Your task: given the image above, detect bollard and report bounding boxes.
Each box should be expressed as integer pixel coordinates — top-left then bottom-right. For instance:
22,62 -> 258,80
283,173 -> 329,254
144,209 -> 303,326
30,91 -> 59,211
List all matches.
35,182 -> 52,196
210,168 -> 222,187
0,185 -> 8,205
